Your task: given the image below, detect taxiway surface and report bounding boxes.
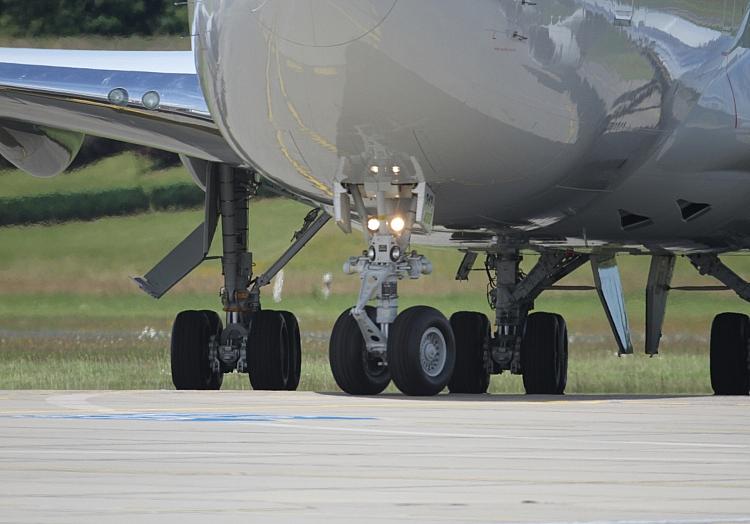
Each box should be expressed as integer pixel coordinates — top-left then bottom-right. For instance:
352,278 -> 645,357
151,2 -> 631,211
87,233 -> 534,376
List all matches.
0,391 -> 749,523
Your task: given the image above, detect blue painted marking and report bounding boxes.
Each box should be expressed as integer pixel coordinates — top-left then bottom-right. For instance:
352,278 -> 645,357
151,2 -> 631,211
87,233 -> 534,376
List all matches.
10,413 -> 377,423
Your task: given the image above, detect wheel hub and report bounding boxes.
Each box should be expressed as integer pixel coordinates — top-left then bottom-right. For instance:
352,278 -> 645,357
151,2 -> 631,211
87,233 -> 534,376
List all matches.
420,327 -> 447,377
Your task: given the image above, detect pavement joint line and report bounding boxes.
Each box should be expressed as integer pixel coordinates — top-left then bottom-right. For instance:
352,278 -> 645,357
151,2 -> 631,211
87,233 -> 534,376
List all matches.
0,448 -> 748,464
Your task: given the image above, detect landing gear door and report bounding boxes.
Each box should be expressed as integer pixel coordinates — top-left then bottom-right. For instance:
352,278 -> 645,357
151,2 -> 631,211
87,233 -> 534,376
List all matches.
413,183 -> 435,234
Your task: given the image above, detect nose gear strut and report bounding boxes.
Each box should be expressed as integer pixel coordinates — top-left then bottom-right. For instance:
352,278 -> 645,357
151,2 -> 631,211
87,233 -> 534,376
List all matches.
331,175 -> 456,396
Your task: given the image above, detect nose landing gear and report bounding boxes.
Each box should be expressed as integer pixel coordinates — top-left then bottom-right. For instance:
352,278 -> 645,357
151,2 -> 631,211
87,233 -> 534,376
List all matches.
331,178 -> 456,396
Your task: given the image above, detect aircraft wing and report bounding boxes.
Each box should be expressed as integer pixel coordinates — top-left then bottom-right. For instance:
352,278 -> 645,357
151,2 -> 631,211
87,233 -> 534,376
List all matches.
0,48 -> 242,176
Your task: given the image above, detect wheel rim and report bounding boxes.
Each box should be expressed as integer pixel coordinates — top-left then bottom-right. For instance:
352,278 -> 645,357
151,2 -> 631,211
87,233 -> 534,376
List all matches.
362,350 -> 388,380
420,327 -> 447,377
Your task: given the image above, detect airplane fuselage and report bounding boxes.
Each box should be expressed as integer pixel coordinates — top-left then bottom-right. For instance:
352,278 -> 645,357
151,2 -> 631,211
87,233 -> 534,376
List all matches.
195,0 -> 750,252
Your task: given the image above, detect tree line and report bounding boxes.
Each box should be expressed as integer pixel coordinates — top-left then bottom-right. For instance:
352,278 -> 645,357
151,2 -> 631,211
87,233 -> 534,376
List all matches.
0,0 -> 187,37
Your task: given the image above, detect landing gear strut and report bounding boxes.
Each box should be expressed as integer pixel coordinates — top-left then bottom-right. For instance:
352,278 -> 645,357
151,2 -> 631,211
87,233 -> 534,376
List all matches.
331,170 -> 455,396
135,163 -> 329,391
451,247 -> 594,395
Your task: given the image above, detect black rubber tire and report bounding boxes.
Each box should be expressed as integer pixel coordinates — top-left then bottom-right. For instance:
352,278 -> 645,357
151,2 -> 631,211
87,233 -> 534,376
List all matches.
329,306 -> 390,395
710,313 -> 750,395
198,310 -> 224,390
248,310 -> 292,390
521,312 -> 568,395
388,306 -> 456,396
171,310 -> 222,390
279,311 -> 302,391
448,312 -> 491,394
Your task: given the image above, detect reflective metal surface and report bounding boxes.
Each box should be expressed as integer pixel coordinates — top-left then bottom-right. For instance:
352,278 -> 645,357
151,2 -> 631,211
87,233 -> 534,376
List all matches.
0,49 -> 242,164
592,255 -> 633,355
195,0 -> 750,252
0,119 -> 83,178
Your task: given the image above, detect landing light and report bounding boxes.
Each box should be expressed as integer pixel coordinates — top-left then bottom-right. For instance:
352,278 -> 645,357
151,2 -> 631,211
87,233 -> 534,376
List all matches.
367,217 -> 381,232
142,90 -> 161,110
369,165 -> 379,174
392,166 -> 401,175
108,88 -> 129,106
390,216 -> 405,233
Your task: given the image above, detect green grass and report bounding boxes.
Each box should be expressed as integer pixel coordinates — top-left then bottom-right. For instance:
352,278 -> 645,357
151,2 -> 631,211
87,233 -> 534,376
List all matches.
0,322 -> 712,394
2,159 -> 750,393
0,35 -> 189,50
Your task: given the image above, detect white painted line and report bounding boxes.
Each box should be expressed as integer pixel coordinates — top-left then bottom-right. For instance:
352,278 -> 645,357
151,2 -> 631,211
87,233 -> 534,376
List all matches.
266,422 -> 750,450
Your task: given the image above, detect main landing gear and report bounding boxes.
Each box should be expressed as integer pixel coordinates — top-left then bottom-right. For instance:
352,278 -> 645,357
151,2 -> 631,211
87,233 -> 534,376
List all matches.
451,248 -> 588,395
442,249 -> 750,397
685,255 -> 750,395
134,163 -> 327,390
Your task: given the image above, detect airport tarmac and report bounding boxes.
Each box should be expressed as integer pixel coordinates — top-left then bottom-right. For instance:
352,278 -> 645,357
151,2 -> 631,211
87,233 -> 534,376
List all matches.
0,391 -> 749,524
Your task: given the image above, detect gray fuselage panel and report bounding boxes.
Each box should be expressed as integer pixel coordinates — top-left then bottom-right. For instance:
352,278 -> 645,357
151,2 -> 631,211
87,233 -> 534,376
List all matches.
195,0 -> 750,252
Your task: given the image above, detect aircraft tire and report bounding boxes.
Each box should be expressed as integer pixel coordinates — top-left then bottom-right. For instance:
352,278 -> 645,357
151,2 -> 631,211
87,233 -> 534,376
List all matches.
171,310 -> 223,390
329,307 -> 390,395
279,311 -> 302,391
448,311 -> 491,394
388,306 -> 456,396
248,310 -> 293,390
198,310 -> 224,390
710,313 -> 750,395
521,312 -> 568,395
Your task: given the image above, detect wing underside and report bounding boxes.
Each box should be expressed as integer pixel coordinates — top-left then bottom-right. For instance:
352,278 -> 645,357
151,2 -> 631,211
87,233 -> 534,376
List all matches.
0,48 -> 241,171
